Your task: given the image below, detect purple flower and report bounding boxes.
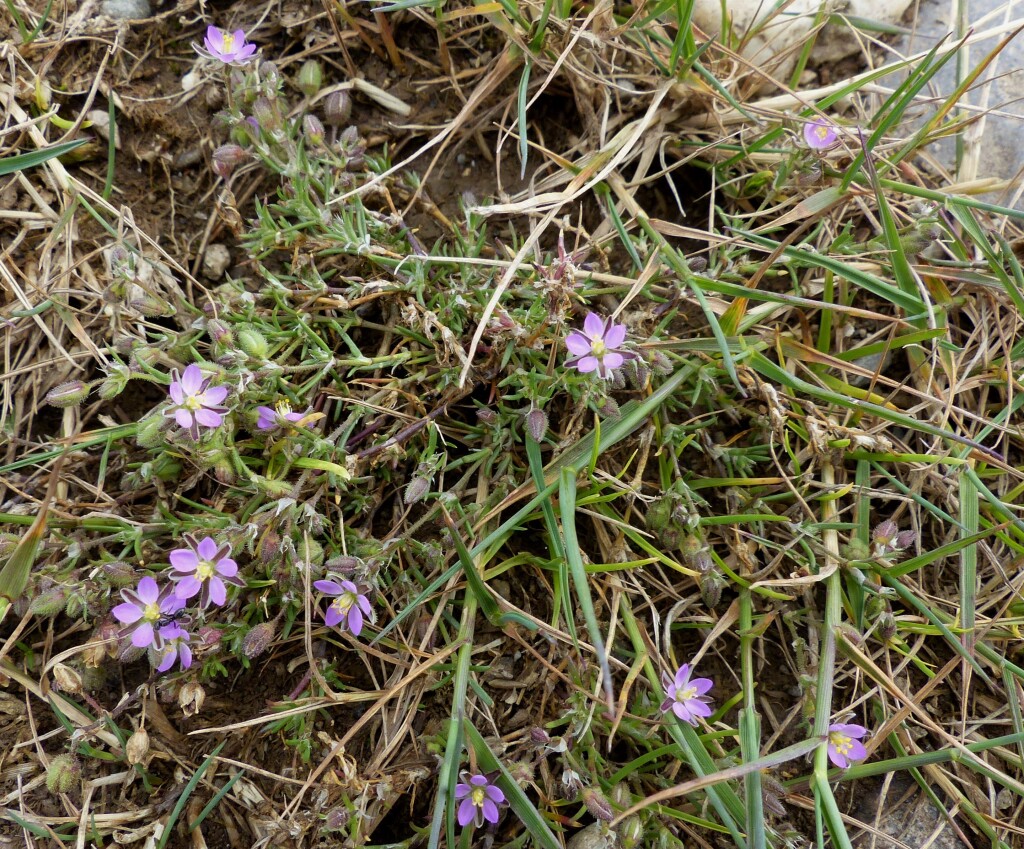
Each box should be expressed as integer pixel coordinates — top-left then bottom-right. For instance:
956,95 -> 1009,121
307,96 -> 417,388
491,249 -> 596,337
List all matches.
169,534 -> 244,608
660,663 -> 714,725
826,723 -> 868,768
804,118 -> 839,151
454,772 -> 505,828
112,577 -> 185,650
155,622 -> 193,673
256,403 -> 306,432
198,25 -> 257,65
565,312 -> 636,378
166,364 -> 229,439
313,579 -> 373,636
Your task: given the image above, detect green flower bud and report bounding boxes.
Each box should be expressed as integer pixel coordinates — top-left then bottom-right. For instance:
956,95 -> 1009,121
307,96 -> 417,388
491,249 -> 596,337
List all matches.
297,60 -> 323,98
236,324 -> 270,359
135,414 -> 164,449
324,90 -> 351,126
28,586 -> 68,616
303,114 -> 325,147
46,754 -> 81,794
45,380 -> 90,408
98,363 -> 131,400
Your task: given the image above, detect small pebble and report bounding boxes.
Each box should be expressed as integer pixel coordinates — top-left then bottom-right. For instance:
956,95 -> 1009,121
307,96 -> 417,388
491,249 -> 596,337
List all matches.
100,0 -> 151,19
85,109 -> 120,149
202,244 -> 231,280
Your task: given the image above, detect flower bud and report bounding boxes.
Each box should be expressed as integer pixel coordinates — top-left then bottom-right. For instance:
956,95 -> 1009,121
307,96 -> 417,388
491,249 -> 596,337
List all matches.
476,408 -> 497,425
212,144 -> 247,179
650,350 -> 673,375
598,396 -> 620,417
252,97 -> 279,132
687,255 -> 708,273
213,456 -> 236,485
98,363 -> 131,400
872,519 -> 898,548
197,625 -> 222,648
179,681 -> 206,717
45,380 -> 90,408
524,408 -> 548,443
700,571 -> 725,608
303,114 -> 325,147
894,530 -> 916,550
297,60 -> 323,97
52,663 -> 82,695
324,90 -> 351,126
618,815 -> 643,849
325,807 -> 350,830
46,754 -> 81,794
135,414 -> 164,449
529,727 -> 551,746
236,324 -> 270,359
877,610 -> 897,643
242,621 -> 276,659
581,787 -> 614,822
206,318 -> 233,347
126,727 -> 150,765
28,586 -> 68,616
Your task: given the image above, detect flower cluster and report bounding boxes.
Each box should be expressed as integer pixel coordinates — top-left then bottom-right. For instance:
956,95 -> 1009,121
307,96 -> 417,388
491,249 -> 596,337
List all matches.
111,534 -> 243,673
162,362 -> 311,441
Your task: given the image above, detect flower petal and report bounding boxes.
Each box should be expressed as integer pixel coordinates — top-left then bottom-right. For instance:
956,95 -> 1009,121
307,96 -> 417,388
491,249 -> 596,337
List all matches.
175,577 -> 202,600
137,577 -> 160,604
131,622 -> 155,648
574,356 -> 599,373
174,409 -> 194,429
157,648 -> 176,673
169,382 -> 184,405
208,578 -> 227,606
196,537 -> 219,560
565,332 -> 592,356
674,664 -> 691,687
200,385 -> 228,405
348,606 -> 363,636
324,606 -> 343,627
180,644 -> 193,669
828,748 -> 848,769
457,798 -> 476,827
194,409 -> 223,428
603,323 -> 626,348
481,799 -> 500,824
485,785 -> 505,804
846,739 -> 868,762
180,364 -> 203,395
314,580 -> 343,595
216,558 -> 238,577
690,677 -> 713,696
112,602 -> 143,624
583,312 -> 605,337
169,549 -> 199,572
602,352 -> 624,371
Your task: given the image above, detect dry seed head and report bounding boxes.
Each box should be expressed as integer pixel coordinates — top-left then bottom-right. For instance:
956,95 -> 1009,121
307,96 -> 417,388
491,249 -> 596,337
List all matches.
179,681 -> 206,717
126,727 -> 150,765
52,663 -> 82,695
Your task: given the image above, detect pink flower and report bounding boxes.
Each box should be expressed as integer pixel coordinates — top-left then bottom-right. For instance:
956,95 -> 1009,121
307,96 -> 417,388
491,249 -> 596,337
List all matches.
256,403 -> 306,431
197,25 -> 257,65
166,364 -> 229,439
661,663 -> 714,725
454,772 -> 505,828
155,622 -> 193,673
112,577 -> 185,650
313,579 -> 373,636
169,534 -> 244,608
826,723 -> 868,768
565,312 -> 636,378
803,118 -> 839,151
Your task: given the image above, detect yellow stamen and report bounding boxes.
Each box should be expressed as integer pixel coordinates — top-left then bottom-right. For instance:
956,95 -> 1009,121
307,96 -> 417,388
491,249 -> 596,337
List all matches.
471,786 -> 486,808
196,560 -> 215,580
185,395 -> 202,411
221,32 -> 235,53
678,685 -> 697,701
143,602 -> 161,622
829,731 -> 853,755
591,339 -> 607,357
331,593 -> 355,615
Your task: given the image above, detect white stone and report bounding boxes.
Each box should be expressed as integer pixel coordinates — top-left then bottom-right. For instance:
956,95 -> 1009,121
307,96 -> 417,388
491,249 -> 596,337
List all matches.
85,109 -> 120,149
100,0 -> 151,18
692,0 -> 915,83
202,244 -> 231,280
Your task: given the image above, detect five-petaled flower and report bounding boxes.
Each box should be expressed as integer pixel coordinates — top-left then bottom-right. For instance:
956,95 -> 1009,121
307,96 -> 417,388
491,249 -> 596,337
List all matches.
826,723 -> 868,768
256,402 -> 306,432
565,312 -> 636,379
804,118 -> 839,151
169,534 -> 244,608
166,364 -> 229,440
112,577 -> 185,650
454,772 -> 505,829
313,579 -> 373,637
661,663 -> 714,726
198,25 -> 257,65
156,622 -> 193,673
